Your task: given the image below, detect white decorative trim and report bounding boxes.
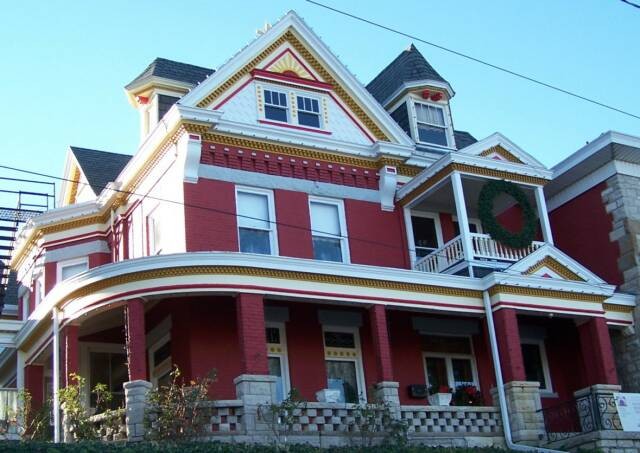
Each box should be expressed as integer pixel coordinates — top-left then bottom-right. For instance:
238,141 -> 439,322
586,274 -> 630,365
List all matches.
198,164 -> 380,203
178,132 -> 202,184
44,241 -> 109,264
552,130 -> 640,179
456,132 -> 547,169
380,80 -> 456,108
378,166 -> 398,211
179,11 -> 414,147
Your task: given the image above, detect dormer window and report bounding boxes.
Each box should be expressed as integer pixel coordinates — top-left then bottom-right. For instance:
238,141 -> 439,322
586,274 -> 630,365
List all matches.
264,89 -> 289,122
415,103 -> 448,146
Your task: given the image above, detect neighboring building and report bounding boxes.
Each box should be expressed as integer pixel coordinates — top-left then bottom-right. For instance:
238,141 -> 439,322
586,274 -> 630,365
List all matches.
546,131 -> 640,392
0,11 -> 635,448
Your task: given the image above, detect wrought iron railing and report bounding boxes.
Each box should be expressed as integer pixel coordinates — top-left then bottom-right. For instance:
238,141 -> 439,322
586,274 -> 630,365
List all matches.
538,392 -> 622,443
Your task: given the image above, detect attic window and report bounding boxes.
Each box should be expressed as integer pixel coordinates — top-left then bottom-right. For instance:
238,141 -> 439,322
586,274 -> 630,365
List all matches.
264,89 -> 288,122
414,103 -> 448,147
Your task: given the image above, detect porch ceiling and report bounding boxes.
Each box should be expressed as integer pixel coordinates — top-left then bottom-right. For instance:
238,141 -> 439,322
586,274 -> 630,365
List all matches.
410,175 -> 537,217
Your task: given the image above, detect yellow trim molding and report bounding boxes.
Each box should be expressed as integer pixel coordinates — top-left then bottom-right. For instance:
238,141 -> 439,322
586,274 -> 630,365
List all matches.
479,146 -> 524,164
489,284 -> 606,303
524,257 -> 586,282
603,303 -> 635,314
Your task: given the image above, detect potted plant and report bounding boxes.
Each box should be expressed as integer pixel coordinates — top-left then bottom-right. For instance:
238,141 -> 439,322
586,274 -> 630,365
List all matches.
451,384 -> 483,406
428,385 -> 452,406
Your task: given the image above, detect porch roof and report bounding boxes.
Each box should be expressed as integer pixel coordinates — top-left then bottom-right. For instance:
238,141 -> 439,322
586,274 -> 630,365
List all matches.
398,134 -> 553,207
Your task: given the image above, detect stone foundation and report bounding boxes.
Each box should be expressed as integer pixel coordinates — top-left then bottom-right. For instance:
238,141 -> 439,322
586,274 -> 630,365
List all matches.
124,380 -> 152,442
491,381 -> 544,445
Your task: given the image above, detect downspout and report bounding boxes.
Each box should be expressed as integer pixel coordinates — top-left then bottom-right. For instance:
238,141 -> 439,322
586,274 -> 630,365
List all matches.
482,291 -> 565,453
52,307 -> 61,443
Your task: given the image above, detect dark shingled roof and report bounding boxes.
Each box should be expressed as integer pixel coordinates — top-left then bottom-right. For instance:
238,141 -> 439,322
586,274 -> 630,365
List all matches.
126,57 -> 215,89
366,44 -> 449,104
454,130 -> 477,150
70,147 -> 132,196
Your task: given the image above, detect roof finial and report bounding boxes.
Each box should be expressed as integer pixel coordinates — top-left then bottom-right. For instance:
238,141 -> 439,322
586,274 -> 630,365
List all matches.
256,21 -> 272,36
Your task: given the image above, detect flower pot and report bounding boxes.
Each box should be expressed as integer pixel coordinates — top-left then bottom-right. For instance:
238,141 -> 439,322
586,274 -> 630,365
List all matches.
316,388 -> 341,403
428,392 -> 452,406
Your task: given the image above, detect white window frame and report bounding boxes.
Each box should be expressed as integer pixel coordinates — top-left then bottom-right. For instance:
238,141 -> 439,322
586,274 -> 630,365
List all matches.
404,209 -> 444,266
80,342 -> 127,410
235,186 -> 279,256
21,292 -> 29,320
452,215 -> 483,235
521,339 -> 554,395
148,333 -> 172,388
257,83 -> 329,132
409,99 -> 455,149
33,274 -> 43,307
146,205 -> 162,256
56,257 -> 89,284
266,322 -> 291,402
295,94 -> 323,129
422,334 -> 480,391
322,325 -> 367,403
263,87 -> 290,123
308,196 -> 350,264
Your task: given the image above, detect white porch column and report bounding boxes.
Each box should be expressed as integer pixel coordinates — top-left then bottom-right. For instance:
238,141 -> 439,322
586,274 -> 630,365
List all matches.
52,308 -> 60,443
534,186 -> 554,245
16,350 -> 25,391
451,172 -> 475,277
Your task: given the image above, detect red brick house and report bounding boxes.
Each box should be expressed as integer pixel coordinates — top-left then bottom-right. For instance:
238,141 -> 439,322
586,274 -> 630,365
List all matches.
0,11 -> 635,449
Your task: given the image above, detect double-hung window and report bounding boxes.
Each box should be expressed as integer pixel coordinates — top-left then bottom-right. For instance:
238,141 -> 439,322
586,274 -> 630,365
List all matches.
264,89 -> 288,123
236,188 -> 277,255
309,198 -> 348,263
296,95 -> 320,128
415,103 -> 448,147
423,335 -> 479,391
149,334 -> 172,388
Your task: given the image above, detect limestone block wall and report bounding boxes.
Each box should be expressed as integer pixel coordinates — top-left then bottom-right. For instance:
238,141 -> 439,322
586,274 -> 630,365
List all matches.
603,173 -> 640,391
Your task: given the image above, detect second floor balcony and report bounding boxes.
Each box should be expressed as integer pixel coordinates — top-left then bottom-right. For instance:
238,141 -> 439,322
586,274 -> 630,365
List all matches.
397,136 -> 554,277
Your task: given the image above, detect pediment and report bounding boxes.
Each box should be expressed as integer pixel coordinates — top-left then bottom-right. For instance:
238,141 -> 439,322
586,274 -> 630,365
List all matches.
507,244 -> 606,285
459,133 -> 547,169
179,11 -> 414,147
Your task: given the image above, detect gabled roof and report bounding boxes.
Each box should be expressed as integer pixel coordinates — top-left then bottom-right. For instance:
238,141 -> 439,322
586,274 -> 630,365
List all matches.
456,132 -> 547,168
179,10 -> 415,147
505,244 -> 607,286
125,57 -> 214,90
70,147 -> 132,196
366,44 -> 450,105
453,130 -> 477,150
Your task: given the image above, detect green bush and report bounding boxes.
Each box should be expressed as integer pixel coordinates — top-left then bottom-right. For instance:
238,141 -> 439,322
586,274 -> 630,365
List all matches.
0,442 -> 513,453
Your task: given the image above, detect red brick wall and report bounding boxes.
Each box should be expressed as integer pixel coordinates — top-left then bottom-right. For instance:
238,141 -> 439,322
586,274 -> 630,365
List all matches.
236,294 -> 268,375
439,213 -> 456,242
274,189 -> 314,259
200,142 -> 379,190
89,252 -> 111,268
284,303 -> 327,401
473,322 -> 496,405
25,364 -> 44,411
345,199 -> 410,268
388,311 -> 426,405
184,179 -> 238,252
493,308 -> 526,383
550,182 -> 623,285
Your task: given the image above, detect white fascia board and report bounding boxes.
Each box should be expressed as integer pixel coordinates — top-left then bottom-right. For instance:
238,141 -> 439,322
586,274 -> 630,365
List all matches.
450,153 -> 552,180
58,148 -> 83,207
458,132 -> 547,169
180,11 -> 414,147
380,80 -> 456,108
546,161 -> 617,211
0,348 -> 15,374
372,141 -> 414,159
405,154 -> 439,168
552,131 -> 640,178
606,292 -> 637,307
214,118 -> 378,158
483,272 -> 615,297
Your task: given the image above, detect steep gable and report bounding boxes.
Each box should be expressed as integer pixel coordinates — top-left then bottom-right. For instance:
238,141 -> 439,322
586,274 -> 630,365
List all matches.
457,132 -> 547,168
179,11 -> 414,148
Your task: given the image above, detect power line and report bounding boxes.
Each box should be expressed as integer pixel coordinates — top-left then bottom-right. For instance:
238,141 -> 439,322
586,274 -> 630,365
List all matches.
0,164 -> 470,263
621,0 -> 640,9
304,0 -> 640,121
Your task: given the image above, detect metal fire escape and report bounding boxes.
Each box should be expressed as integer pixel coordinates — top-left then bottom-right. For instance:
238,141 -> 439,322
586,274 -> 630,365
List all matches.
0,177 -> 55,312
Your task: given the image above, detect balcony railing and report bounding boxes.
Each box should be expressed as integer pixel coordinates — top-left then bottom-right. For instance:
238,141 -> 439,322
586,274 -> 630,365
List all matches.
414,233 -> 545,274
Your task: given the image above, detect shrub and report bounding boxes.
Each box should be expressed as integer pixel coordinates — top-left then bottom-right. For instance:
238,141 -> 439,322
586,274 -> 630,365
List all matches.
145,366 -> 217,441
258,388 -> 307,446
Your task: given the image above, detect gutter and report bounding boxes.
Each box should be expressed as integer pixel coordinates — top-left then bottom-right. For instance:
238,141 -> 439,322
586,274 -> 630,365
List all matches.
482,291 -> 566,453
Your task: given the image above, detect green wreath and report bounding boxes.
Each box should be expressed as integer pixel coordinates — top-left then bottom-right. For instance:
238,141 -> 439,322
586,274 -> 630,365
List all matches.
477,180 -> 537,249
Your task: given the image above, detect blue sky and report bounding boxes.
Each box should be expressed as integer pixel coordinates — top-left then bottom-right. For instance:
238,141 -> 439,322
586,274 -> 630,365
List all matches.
0,0 -> 638,205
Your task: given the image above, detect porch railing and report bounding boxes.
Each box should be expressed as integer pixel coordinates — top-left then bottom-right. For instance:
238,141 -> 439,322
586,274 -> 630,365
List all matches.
401,405 -> 501,435
414,233 -> 545,274
537,392 -> 621,444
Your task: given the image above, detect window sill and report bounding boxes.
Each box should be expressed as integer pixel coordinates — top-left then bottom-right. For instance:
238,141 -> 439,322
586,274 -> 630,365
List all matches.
540,392 -> 559,399
259,119 -> 332,135
415,140 -> 455,151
